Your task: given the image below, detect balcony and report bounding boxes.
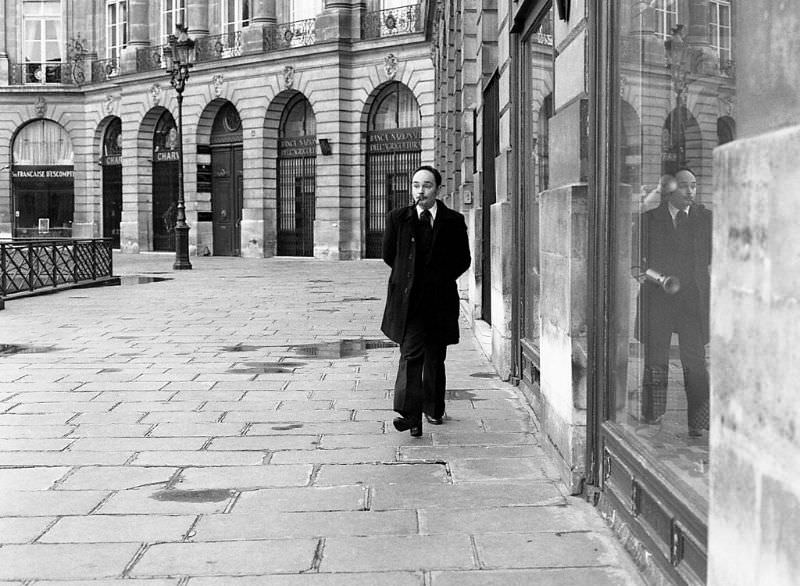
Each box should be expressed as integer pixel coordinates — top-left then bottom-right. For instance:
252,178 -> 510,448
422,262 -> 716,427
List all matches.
8,62 -> 82,86
195,31 -> 242,63
91,57 -> 121,82
135,44 -> 169,73
263,19 -> 317,52
361,4 -> 422,40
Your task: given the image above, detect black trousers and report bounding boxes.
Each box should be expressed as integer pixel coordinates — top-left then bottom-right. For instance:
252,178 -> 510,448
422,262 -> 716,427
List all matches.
641,298 -> 709,430
393,311 -> 447,421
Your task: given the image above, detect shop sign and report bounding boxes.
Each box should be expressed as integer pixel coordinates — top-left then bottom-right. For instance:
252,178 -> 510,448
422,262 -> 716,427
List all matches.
102,155 -> 122,166
11,166 -> 74,180
279,136 -> 316,157
368,128 -> 421,153
154,150 -> 180,162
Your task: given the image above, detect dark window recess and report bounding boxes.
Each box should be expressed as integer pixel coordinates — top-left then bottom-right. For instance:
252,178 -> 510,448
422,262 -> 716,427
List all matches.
197,164 -> 212,192
197,211 -> 213,222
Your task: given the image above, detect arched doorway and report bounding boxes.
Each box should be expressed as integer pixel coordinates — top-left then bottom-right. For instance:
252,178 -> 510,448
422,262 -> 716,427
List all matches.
277,94 -> 316,256
101,118 -> 122,248
11,119 -> 74,238
661,105 -> 702,175
364,82 -> 421,258
152,110 -> 179,251
210,102 -> 243,256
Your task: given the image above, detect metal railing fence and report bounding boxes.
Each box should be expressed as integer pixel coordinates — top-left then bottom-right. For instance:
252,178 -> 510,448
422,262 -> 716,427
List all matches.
0,238 -> 114,299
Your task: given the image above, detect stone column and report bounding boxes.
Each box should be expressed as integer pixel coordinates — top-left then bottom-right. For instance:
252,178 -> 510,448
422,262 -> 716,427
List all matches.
317,0 -> 362,42
121,0 -> 149,73
242,0 -> 276,54
187,0 -> 209,36
0,0 -> 9,87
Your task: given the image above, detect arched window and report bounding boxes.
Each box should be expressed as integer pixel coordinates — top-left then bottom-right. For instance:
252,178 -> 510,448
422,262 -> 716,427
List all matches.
12,119 -> 73,165
369,83 -> 421,131
717,116 -> 736,145
281,97 -> 316,137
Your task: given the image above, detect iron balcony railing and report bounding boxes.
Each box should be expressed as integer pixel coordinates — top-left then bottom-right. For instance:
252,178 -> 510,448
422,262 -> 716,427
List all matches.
8,62 -> 83,86
263,18 -> 317,52
136,44 -> 169,72
362,4 -> 422,40
91,57 -> 121,82
195,31 -> 243,62
0,238 -> 114,299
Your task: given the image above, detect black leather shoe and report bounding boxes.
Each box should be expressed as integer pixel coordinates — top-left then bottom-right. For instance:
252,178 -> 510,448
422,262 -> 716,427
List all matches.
393,417 -> 412,432
409,421 -> 422,437
424,413 -> 443,425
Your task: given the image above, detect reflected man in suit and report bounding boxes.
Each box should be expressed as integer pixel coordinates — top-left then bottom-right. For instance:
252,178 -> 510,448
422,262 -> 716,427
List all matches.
638,168 -> 711,437
380,166 -> 471,436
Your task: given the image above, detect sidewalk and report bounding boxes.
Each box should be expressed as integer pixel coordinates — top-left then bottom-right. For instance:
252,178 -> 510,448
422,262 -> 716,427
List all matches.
0,253 -> 644,585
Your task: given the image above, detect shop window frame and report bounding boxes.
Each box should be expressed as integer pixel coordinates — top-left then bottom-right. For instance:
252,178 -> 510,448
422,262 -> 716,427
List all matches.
588,1 -> 709,584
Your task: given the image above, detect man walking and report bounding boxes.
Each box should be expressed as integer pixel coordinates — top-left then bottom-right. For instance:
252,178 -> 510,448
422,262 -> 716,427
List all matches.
380,165 -> 471,436
637,168 -> 711,437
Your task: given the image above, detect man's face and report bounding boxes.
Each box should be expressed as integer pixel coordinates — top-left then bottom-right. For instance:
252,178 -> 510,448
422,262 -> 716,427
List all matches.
412,169 -> 440,210
669,170 -> 697,209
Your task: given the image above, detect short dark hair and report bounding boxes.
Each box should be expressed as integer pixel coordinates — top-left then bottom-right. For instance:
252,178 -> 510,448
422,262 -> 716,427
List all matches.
413,165 -> 442,188
675,166 -> 696,178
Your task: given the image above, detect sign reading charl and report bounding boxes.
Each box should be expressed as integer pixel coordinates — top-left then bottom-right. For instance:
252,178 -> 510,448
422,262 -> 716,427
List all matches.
12,165 -> 74,179
154,149 -> 180,162
368,128 -> 421,153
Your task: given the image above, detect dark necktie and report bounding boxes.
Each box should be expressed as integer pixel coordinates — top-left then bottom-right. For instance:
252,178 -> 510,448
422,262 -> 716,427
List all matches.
419,209 -> 433,249
676,209 -> 688,227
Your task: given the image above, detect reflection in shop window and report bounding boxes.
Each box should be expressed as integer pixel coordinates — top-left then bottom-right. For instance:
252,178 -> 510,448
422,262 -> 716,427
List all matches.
612,0 -> 737,507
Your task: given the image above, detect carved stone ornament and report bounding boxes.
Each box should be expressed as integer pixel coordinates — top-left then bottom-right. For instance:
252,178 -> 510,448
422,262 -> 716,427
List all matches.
104,94 -> 117,115
384,53 -> 398,79
283,65 -> 295,90
34,96 -> 47,118
149,84 -> 162,106
211,74 -> 224,97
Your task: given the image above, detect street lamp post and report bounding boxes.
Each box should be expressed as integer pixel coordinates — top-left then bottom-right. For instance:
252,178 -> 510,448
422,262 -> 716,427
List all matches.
165,25 -> 194,270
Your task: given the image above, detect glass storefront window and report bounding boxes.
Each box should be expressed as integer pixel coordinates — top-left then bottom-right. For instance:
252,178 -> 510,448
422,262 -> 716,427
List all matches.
610,0 -> 736,506
518,5 -> 553,370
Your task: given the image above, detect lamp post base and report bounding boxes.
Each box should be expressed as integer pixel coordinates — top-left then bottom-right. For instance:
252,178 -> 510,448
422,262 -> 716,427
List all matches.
173,224 -> 192,270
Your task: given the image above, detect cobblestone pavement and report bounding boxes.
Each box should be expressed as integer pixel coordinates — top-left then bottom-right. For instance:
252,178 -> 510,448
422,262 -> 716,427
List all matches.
0,253 -> 644,585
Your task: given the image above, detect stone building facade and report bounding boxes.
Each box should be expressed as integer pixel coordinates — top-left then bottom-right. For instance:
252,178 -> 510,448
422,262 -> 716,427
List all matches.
427,0 -> 800,584
0,0 -> 433,260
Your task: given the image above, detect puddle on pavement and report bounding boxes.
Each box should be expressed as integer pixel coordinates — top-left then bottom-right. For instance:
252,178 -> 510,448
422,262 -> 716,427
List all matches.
227,360 -> 306,374
290,339 -> 397,359
99,368 -> 122,373
470,372 -> 499,379
0,344 -> 58,355
340,297 -> 381,302
151,489 -> 232,502
271,423 -> 304,430
119,276 -> 173,286
221,344 -> 268,352
447,389 -> 478,400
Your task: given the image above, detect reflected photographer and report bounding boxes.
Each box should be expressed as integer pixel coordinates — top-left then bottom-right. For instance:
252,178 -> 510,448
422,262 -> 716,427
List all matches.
636,168 -> 712,437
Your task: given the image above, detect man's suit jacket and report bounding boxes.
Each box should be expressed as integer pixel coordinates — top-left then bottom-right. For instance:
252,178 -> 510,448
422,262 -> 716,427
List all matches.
380,200 -> 471,345
637,202 -> 712,343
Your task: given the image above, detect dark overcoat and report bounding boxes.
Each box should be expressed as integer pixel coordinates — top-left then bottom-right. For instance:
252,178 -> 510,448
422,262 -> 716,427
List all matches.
636,202 -> 712,343
380,200 -> 471,345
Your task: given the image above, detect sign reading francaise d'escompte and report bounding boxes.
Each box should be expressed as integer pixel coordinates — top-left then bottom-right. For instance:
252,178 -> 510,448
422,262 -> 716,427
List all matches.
11,165 -> 74,179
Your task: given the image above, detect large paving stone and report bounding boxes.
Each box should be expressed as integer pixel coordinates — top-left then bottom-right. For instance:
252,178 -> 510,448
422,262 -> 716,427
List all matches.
474,531 -> 624,568
398,445 -> 542,461
5,402 -> 118,414
190,510 -> 417,541
0,517 -> 54,543
187,572 -> 422,585
270,447 -> 399,465
315,463 -> 448,486
129,539 -> 318,577
57,466 -> 178,490
39,514 -> 195,543
0,466 -> 70,489
175,464 -> 312,489
96,487 -> 234,515
69,437 -> 207,451
147,422 -> 247,437
0,452 -> 133,466
131,451 -> 266,466
0,490 -> 110,516
0,425 -> 75,438
419,505 -> 597,534
371,482 -> 566,511
248,421 -> 381,435
320,434 -> 434,449
320,535 -> 475,572
232,486 -> 368,513
207,436 -> 320,451
431,568 -> 645,585
0,543 -> 140,580
447,457 -> 559,482
223,410 -> 353,423
36,580 -> 178,586
67,424 -> 153,437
